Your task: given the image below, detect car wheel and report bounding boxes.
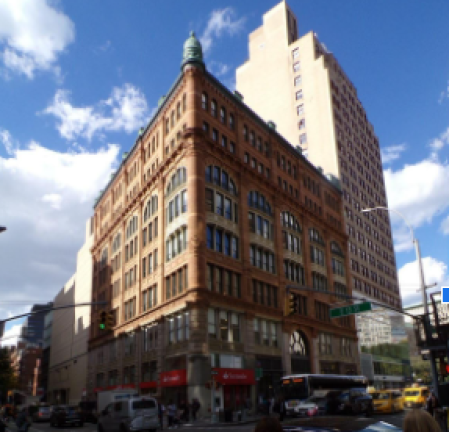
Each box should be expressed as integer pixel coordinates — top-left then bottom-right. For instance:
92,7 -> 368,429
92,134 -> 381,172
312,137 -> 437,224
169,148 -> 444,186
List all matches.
79,422 -> 84,427
98,425 -> 104,432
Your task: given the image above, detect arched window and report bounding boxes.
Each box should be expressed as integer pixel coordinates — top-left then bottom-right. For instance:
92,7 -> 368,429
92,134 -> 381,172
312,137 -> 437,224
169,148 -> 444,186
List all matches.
202,92 -> 208,110
220,107 -> 226,124
166,167 -> 187,197
229,113 -> 235,130
112,233 -> 121,253
100,248 -> 108,269
290,330 -> 309,356
247,191 -> 272,216
309,228 -> 325,246
205,165 -> 238,196
211,99 -> 217,117
331,241 -> 344,257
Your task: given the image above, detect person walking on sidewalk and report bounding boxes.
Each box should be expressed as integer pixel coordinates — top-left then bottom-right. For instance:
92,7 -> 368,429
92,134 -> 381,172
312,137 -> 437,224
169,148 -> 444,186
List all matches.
167,400 -> 178,429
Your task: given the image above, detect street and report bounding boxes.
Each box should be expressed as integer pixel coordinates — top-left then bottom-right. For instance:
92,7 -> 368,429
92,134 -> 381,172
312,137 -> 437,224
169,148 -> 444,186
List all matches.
16,411 -> 407,432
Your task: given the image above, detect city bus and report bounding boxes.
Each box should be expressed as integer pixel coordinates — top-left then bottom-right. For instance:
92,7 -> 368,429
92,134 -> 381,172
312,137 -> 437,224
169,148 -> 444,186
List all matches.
280,374 -> 370,415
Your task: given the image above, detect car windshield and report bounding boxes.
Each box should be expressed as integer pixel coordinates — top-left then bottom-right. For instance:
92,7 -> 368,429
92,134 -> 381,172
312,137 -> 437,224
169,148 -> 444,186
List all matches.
371,393 -> 390,400
132,400 -> 156,409
39,407 -> 50,412
405,390 -> 419,397
65,407 -> 77,413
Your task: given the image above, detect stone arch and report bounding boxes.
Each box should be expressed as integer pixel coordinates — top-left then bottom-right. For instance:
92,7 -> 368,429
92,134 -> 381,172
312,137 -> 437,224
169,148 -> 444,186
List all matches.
290,329 -> 311,374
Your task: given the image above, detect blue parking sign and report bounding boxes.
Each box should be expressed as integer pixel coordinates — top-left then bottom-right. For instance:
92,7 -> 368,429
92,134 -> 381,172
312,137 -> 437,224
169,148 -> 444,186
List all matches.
442,287 -> 449,303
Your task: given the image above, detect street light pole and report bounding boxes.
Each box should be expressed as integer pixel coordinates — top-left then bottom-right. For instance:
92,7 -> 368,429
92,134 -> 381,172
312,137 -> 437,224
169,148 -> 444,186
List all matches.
361,206 -> 439,396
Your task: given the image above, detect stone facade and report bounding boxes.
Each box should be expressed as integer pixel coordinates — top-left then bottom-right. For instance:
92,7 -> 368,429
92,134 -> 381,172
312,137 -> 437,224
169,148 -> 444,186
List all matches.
88,38 -> 359,413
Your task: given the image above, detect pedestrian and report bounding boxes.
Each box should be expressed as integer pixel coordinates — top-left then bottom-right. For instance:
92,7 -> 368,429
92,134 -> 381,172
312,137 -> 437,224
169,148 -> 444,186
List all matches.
179,400 -> 189,422
158,399 -> 165,430
167,399 -> 178,429
254,416 -> 283,432
269,396 -> 275,416
191,398 -> 200,421
426,391 -> 440,418
15,408 -> 30,432
278,396 -> 286,422
403,408 -> 440,432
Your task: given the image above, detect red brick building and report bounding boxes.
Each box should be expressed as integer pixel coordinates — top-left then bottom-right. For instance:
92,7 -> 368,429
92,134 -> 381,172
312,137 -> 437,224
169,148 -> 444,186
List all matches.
88,33 -> 359,412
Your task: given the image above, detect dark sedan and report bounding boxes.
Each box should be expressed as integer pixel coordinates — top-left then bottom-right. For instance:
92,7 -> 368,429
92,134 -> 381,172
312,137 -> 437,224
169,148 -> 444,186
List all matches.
50,406 -> 83,428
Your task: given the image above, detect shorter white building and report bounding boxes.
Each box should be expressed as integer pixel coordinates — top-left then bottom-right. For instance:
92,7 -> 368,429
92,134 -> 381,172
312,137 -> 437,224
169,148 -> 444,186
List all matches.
48,218 -> 94,405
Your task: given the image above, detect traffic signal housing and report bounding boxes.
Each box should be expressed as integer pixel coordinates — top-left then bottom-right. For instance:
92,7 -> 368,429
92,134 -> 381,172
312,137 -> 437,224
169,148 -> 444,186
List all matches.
99,311 -> 107,330
106,311 -> 115,331
285,292 -> 298,316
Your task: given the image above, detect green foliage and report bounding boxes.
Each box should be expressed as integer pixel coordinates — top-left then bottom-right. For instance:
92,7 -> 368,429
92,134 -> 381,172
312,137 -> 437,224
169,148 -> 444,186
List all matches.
410,355 -> 432,384
361,341 -> 409,361
0,348 -> 17,398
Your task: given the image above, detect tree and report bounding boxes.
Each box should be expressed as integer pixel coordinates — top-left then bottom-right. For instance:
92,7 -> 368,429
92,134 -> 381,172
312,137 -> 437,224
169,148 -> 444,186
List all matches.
0,347 -> 17,403
410,355 -> 432,384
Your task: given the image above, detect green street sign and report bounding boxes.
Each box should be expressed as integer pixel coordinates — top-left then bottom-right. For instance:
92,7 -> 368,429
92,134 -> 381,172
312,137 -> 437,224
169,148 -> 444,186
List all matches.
330,301 -> 372,318
255,368 -> 263,380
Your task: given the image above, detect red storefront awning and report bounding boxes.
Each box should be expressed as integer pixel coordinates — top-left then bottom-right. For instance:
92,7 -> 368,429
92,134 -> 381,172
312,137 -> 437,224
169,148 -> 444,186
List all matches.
93,387 -> 104,393
212,368 -> 256,385
140,381 -> 158,389
105,384 -> 136,391
160,369 -> 187,387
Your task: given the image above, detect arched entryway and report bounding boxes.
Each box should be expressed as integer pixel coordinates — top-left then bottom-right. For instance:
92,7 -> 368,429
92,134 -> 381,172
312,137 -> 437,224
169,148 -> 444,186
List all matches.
290,330 -> 311,373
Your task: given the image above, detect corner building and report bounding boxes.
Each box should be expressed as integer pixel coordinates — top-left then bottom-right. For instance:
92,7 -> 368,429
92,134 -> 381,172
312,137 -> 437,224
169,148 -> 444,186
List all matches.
88,33 -> 359,411
236,2 -> 408,388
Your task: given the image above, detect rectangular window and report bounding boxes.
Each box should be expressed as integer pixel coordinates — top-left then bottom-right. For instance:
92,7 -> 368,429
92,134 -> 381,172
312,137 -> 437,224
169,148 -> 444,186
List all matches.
296,104 -> 304,115
294,75 -> 302,86
208,309 -> 216,338
231,313 -> 239,342
220,311 -> 228,341
293,61 -> 300,72
295,90 -> 303,100
215,193 -> 223,216
254,319 -> 260,344
207,264 -> 213,290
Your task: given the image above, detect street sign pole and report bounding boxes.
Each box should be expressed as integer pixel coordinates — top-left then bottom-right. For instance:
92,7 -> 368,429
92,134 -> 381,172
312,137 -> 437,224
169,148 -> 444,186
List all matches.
211,371 -> 218,423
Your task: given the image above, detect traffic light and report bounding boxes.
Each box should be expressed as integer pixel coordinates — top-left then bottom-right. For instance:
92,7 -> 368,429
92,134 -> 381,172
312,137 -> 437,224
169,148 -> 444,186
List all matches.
106,311 -> 115,331
99,311 -> 107,330
439,359 -> 449,376
285,292 -> 298,316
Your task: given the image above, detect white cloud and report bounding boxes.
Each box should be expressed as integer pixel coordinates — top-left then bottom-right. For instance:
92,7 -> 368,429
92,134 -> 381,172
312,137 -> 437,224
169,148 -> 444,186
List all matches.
399,257 -> 447,307
0,130 -> 119,319
384,159 -> 449,250
0,0 -> 74,79
200,8 -> 245,56
0,324 -> 22,347
438,80 -> 449,104
0,128 -> 16,155
43,84 -> 150,141
380,144 -> 406,164
209,60 -> 231,77
429,126 -> 449,151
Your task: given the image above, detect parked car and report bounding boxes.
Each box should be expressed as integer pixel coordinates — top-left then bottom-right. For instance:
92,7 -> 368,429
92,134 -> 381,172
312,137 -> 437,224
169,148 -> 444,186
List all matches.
97,397 -> 158,432
50,406 -> 84,427
32,406 -> 51,422
78,401 -> 98,423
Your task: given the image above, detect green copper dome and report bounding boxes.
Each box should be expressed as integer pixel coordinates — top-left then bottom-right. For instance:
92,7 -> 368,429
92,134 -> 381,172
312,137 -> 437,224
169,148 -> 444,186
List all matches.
181,31 -> 205,70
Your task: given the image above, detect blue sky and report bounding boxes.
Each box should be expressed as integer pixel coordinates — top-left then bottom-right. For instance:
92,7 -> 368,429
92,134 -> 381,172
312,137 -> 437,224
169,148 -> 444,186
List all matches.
1,0 -> 449,340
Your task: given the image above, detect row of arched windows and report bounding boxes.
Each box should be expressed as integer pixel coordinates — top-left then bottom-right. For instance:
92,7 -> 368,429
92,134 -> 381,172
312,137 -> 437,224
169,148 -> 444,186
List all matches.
205,166 -> 237,196
166,167 -> 187,197
143,195 -> 158,223
201,92 -> 235,130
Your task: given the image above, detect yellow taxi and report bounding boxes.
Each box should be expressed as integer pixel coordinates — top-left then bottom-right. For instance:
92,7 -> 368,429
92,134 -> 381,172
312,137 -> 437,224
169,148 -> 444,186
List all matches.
403,386 -> 429,408
370,390 -> 404,413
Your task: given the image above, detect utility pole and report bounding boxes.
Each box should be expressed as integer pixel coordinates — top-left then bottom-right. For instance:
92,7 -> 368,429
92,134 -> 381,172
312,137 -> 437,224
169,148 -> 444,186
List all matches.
415,239 -> 439,398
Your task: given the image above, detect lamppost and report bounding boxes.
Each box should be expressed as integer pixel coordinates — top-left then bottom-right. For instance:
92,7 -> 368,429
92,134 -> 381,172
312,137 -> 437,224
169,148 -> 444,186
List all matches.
361,206 -> 439,396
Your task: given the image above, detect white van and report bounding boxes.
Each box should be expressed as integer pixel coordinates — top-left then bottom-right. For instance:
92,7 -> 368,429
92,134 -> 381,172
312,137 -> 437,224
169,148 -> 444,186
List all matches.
97,397 -> 159,432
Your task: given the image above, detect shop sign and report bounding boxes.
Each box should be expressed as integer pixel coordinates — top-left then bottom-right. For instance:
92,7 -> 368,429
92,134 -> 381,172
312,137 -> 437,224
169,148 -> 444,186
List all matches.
212,368 -> 255,385
160,369 -> 187,387
140,381 -> 158,389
